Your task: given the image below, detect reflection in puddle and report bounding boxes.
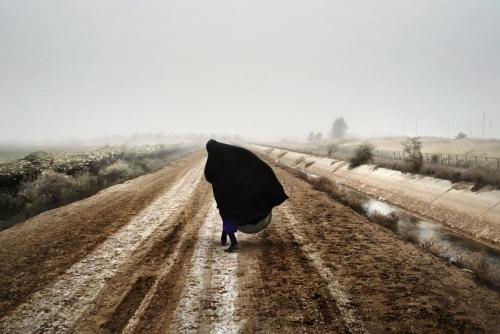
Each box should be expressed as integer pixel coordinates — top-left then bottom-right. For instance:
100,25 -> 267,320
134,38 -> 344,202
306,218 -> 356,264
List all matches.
362,199 -> 500,288
362,200 -> 395,217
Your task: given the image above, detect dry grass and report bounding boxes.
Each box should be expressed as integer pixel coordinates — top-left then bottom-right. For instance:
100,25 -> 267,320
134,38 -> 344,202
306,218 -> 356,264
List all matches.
453,252 -> 500,290
419,237 -> 439,253
369,212 -> 399,229
275,163 -> 369,216
309,176 -> 364,214
376,158 -> 500,188
396,221 -> 418,243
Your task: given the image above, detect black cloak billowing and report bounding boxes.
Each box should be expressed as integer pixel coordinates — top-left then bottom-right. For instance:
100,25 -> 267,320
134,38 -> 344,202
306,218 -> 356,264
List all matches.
204,140 -> 288,226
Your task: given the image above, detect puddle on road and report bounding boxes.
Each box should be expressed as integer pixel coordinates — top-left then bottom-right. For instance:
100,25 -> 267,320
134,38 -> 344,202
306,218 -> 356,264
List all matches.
362,200 -> 394,217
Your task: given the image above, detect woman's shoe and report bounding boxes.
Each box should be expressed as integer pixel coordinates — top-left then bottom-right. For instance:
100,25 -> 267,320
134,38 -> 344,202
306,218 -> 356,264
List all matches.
224,243 -> 239,253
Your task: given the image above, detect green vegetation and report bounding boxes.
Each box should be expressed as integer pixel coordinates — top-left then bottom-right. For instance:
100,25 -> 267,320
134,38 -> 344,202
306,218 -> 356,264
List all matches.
0,145 -> 194,230
349,142 -> 375,169
402,137 -> 423,172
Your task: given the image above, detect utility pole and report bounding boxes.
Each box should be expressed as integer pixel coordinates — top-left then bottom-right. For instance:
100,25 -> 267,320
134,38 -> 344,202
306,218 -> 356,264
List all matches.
490,115 -> 493,139
483,112 -> 485,140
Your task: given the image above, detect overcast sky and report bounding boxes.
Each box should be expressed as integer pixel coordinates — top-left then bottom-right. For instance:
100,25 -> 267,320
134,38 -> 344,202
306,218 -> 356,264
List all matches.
1,0 -> 499,142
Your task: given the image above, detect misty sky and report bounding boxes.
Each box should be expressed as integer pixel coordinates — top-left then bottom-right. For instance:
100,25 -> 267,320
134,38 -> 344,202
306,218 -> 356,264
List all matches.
1,0 -> 499,142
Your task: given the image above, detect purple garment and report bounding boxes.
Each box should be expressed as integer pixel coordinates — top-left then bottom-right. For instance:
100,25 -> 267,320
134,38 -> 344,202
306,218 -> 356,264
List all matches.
223,219 -> 238,234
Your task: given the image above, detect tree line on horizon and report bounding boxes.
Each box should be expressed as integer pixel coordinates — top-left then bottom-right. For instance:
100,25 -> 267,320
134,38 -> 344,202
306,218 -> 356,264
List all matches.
308,117 -> 348,142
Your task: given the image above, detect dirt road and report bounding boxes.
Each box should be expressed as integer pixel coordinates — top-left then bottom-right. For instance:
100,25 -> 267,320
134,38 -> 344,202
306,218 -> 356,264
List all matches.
1,151 -> 499,333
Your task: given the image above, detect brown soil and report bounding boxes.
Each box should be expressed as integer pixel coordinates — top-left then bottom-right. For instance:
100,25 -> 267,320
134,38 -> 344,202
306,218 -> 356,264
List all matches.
0,152 -> 205,316
0,150 -> 499,333
273,166 -> 500,333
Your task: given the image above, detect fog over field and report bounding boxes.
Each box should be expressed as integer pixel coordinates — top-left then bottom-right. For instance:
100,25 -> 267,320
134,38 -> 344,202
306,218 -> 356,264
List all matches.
1,1 -> 499,142
3,3 -> 500,332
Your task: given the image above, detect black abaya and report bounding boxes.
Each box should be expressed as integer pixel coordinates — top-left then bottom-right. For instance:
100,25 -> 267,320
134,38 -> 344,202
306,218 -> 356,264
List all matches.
204,140 -> 288,226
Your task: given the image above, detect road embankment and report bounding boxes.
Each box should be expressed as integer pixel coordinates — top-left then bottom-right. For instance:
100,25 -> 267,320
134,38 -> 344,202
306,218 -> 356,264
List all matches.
252,145 -> 500,246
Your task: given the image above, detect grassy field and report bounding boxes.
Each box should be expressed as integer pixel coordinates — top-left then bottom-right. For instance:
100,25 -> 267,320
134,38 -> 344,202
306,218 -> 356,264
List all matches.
0,145 -> 97,162
330,136 -> 500,157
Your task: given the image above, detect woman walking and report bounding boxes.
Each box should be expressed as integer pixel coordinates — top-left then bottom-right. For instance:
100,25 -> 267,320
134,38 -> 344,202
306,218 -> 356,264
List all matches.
204,140 -> 288,252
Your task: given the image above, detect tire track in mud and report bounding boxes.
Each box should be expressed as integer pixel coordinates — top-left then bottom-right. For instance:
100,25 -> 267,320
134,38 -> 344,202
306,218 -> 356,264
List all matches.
0,161 -> 205,334
168,201 -> 240,334
233,232 -> 270,333
278,204 -> 368,334
73,178 -> 212,334
0,154 -> 203,318
119,202 -> 218,334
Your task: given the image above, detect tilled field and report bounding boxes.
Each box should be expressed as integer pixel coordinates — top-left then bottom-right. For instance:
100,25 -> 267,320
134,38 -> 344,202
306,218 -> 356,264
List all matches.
0,151 -> 499,334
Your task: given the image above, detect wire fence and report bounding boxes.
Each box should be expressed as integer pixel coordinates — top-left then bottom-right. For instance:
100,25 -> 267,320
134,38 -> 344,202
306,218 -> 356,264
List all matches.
373,149 -> 500,170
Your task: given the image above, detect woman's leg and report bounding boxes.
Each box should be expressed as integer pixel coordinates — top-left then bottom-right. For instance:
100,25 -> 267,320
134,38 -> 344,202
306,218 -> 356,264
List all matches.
221,231 -> 228,246
229,233 -> 237,245
224,232 -> 238,252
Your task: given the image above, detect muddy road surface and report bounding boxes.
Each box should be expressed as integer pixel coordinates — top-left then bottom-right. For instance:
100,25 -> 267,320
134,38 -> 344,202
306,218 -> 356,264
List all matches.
1,151 -> 499,333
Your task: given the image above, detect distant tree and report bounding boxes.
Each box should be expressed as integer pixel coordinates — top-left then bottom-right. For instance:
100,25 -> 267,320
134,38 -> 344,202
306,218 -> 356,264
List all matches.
455,132 -> 468,139
315,132 -> 323,141
307,131 -> 315,142
330,117 -> 348,139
